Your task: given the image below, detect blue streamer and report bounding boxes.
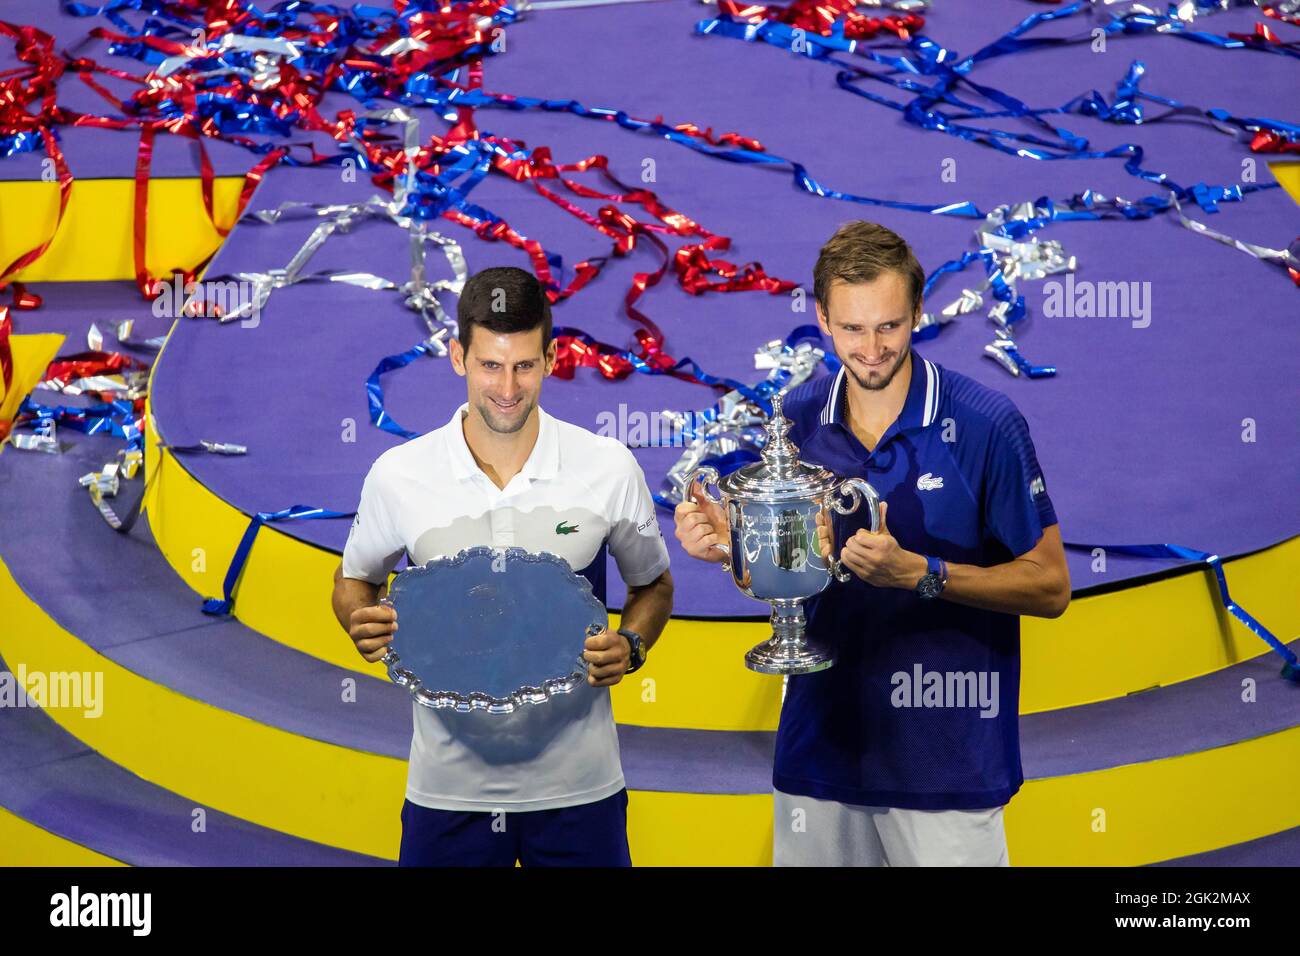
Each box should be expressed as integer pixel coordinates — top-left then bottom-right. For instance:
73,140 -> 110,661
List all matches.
365,340 -> 440,440
696,5 -> 1285,222
996,341 -> 1055,378
15,395 -> 144,450
202,504 -> 353,616
423,86 -> 982,218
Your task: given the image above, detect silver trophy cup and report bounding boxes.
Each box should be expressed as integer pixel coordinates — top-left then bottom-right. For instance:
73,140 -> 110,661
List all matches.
686,392 -> 881,674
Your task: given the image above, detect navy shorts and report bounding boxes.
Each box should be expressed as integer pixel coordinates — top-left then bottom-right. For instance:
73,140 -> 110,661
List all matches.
397,789 -> 632,867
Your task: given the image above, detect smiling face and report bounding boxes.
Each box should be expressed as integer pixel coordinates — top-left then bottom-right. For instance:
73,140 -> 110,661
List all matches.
816,272 -> 918,392
450,326 -> 557,435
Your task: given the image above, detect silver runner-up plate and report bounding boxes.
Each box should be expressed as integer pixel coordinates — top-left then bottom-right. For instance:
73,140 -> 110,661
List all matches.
381,546 -> 608,715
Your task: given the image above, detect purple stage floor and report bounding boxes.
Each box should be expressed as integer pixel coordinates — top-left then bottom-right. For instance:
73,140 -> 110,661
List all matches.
7,1 -> 1300,616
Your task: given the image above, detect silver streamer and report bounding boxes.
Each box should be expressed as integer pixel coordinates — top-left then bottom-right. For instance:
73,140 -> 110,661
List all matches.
113,320 -> 168,351
156,33 -> 302,80
1075,186 -> 1299,281
74,438 -> 246,530
921,198 -> 1076,378
1171,192 -> 1300,279
88,320 -> 166,353
77,449 -> 146,531
7,419 -> 60,454
33,374 -> 146,400
983,339 -> 1024,378
1091,0 -> 1296,23
198,440 -> 248,455
378,37 -> 430,56
1089,0 -> 1231,18
222,111 -> 465,348
658,336 -> 828,508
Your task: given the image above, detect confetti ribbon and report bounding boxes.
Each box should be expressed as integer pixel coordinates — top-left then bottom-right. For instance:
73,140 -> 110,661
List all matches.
713,0 -> 925,40
366,335 -> 448,440
654,325 -> 833,509
202,505 -> 354,616
44,0 -> 879,380
0,22 -> 74,295
698,1 -> 1288,226
440,85 -> 982,219
13,394 -> 144,448
0,307 -> 13,432
918,197 -> 1079,378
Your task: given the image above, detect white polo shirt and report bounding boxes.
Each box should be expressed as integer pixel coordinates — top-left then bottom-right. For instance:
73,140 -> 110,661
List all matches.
341,402 -> 671,812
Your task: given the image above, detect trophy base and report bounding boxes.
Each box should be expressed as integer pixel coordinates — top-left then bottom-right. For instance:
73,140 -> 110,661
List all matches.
744,639 -> 834,675
744,601 -> 833,675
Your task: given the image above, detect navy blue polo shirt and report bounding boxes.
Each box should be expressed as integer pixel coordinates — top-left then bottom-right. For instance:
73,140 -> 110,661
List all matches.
775,350 -> 1057,811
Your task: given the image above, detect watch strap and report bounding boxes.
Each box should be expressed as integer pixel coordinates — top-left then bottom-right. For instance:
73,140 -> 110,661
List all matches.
617,627 -> 646,673
916,555 -> 948,600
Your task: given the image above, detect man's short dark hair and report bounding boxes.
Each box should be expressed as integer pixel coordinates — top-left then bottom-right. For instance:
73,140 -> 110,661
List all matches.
813,220 -> 925,319
456,266 -> 553,351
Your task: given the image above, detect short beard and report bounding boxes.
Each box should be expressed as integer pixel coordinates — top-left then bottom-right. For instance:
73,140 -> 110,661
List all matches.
845,344 -> 909,392
476,395 -> 535,434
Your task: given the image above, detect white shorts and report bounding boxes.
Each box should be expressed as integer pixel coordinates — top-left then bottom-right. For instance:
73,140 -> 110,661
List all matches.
773,789 -> 1010,867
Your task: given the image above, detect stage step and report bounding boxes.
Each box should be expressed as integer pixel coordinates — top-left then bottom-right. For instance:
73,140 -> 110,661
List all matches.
0,656 -> 385,866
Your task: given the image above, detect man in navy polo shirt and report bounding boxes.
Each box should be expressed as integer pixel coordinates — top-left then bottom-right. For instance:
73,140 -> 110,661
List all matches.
675,220 -> 1070,866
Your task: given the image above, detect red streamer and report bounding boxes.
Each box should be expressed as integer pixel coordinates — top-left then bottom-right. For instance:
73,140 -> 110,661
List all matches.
716,1 -> 924,40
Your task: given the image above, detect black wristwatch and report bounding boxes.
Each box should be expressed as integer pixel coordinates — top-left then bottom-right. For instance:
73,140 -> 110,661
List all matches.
618,627 -> 647,673
915,555 -> 948,600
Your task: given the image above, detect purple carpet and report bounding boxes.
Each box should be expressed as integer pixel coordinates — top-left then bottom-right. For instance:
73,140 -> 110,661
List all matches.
1154,825 -> 1300,867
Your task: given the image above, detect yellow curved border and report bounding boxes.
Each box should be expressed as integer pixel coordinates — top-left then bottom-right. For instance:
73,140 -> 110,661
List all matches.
0,178 -> 244,283
2,554 -> 405,860
1271,161 -> 1300,206
1008,726 -> 1300,867
4,553 -> 1298,866
143,396 -> 1300,728
0,806 -> 123,867
0,332 -> 66,429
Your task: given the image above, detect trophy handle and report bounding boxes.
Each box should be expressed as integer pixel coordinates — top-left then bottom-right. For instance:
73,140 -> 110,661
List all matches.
684,464 -> 723,506
826,478 -> 882,583
683,464 -> 731,569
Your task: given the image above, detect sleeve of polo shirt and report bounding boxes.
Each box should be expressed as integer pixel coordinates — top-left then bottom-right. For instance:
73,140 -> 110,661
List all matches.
983,405 -> 1058,558
606,449 -> 672,588
340,465 -> 406,586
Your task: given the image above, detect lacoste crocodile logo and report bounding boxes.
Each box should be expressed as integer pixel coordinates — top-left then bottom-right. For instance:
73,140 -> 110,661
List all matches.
555,521 -> 580,535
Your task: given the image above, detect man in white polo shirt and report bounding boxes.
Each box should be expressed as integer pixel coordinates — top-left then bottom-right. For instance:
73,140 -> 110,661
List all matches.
331,266 -> 674,867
